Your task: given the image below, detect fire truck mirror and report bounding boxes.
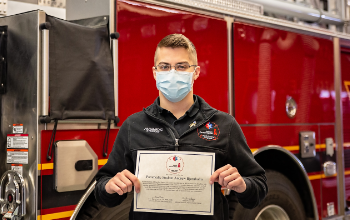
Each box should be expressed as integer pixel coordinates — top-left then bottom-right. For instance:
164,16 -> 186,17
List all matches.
299,131 -> 316,158
55,140 -> 97,192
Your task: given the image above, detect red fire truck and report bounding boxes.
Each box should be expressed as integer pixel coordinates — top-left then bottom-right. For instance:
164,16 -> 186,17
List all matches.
0,0 -> 350,220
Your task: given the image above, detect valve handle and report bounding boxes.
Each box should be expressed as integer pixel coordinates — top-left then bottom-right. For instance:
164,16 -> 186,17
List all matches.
0,170 -> 26,217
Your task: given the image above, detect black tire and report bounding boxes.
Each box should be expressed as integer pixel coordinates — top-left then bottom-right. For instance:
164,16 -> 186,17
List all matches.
76,191 -> 133,220
230,170 -> 306,220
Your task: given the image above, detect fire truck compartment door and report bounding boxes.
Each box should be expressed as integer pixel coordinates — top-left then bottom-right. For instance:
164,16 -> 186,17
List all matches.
55,140 -> 97,192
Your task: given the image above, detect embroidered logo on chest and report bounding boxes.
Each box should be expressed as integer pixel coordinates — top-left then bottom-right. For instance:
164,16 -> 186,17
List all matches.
197,122 -> 220,141
144,128 -> 163,133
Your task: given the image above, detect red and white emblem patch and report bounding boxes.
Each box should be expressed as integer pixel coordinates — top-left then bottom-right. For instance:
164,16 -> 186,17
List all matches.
166,155 -> 184,174
197,122 -> 220,141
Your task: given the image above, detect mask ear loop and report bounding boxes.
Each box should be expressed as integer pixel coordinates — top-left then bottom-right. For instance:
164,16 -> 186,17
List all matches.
191,66 -> 198,88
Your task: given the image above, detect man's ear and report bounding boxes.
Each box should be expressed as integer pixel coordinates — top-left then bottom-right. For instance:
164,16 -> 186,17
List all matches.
153,66 -> 157,80
193,66 -> 200,80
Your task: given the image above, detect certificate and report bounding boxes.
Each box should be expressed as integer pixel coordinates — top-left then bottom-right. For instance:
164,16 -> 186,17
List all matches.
134,150 -> 215,215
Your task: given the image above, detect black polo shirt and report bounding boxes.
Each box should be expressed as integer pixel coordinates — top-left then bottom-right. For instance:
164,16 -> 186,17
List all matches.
155,95 -> 199,136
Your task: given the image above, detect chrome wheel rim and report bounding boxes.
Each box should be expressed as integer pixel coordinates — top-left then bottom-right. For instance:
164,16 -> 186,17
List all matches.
255,205 -> 290,220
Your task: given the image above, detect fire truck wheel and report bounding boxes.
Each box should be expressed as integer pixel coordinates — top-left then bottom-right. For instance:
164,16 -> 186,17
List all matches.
76,191 -> 133,220
229,170 -> 306,220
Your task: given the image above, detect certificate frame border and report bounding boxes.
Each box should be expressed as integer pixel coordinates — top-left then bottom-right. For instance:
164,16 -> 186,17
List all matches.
134,151 -> 215,215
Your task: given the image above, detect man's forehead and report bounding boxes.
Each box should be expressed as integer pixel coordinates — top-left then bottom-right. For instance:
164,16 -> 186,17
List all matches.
158,47 -> 189,54
157,47 -> 191,61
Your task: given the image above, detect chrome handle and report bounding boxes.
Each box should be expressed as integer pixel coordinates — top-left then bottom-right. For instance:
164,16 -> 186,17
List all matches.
111,33 -> 119,118
41,23 -> 50,117
113,37 -> 118,117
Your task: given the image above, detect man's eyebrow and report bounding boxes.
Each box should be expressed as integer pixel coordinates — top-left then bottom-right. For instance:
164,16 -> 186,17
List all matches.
159,61 -> 188,65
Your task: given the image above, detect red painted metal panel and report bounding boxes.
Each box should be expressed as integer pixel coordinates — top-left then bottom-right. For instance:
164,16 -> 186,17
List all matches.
41,205 -> 76,215
341,49 -> 350,147
117,0 -> 228,124
242,124 -> 323,217
234,22 -> 334,124
321,177 -> 338,217
345,170 -> 350,207
41,129 -> 118,175
319,125 -> 338,217
40,129 -> 118,216
241,125 -> 318,150
310,178 -> 322,219
341,47 -> 350,211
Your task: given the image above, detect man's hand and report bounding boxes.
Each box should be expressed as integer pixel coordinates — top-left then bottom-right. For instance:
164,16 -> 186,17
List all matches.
105,169 -> 140,195
209,164 -> 246,193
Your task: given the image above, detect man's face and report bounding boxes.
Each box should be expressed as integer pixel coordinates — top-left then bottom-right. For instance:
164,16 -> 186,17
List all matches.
153,47 -> 200,82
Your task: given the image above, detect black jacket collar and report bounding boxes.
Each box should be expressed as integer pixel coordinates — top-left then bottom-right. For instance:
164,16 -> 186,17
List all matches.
144,95 -> 217,121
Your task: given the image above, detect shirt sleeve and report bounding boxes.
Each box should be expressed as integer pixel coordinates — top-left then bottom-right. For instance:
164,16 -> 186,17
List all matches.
226,118 -> 268,209
94,119 -> 134,207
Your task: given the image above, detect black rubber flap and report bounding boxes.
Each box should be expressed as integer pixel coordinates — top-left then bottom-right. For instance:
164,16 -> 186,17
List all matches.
69,15 -> 109,28
47,15 -> 115,120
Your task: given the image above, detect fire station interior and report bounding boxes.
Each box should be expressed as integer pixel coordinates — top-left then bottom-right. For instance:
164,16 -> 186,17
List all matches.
1,0 -> 350,220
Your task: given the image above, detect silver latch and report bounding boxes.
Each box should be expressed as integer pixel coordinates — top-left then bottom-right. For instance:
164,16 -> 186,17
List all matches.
299,131 -> 316,158
323,161 -> 336,177
0,170 -> 26,220
325,138 -> 334,157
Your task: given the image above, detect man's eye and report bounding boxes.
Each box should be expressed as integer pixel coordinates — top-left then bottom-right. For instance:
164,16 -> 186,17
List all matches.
159,65 -> 169,70
177,65 -> 187,70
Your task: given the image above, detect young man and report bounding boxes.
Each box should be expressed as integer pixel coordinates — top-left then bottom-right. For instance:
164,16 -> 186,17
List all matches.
95,34 -> 267,219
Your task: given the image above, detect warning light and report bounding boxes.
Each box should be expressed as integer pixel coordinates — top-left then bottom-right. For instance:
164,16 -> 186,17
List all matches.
8,194 -> 13,203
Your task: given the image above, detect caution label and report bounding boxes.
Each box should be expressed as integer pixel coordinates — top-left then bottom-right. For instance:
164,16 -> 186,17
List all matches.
13,124 -> 23,134
7,134 -> 28,149
7,150 -> 28,164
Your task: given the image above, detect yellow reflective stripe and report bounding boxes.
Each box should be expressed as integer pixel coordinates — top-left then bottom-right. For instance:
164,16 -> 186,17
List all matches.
308,174 -> 323,180
42,163 -> 54,170
98,159 -> 108,165
38,210 -> 74,220
251,142 -> 349,153
308,164 -> 350,180
39,159 -> 108,170
282,145 -> 299,151
308,173 -> 338,180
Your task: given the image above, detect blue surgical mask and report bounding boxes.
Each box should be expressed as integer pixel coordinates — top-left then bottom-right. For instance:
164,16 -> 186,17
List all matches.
156,68 -> 196,103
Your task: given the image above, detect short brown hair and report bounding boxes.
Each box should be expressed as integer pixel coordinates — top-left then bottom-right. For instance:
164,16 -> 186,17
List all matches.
154,34 -> 197,65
